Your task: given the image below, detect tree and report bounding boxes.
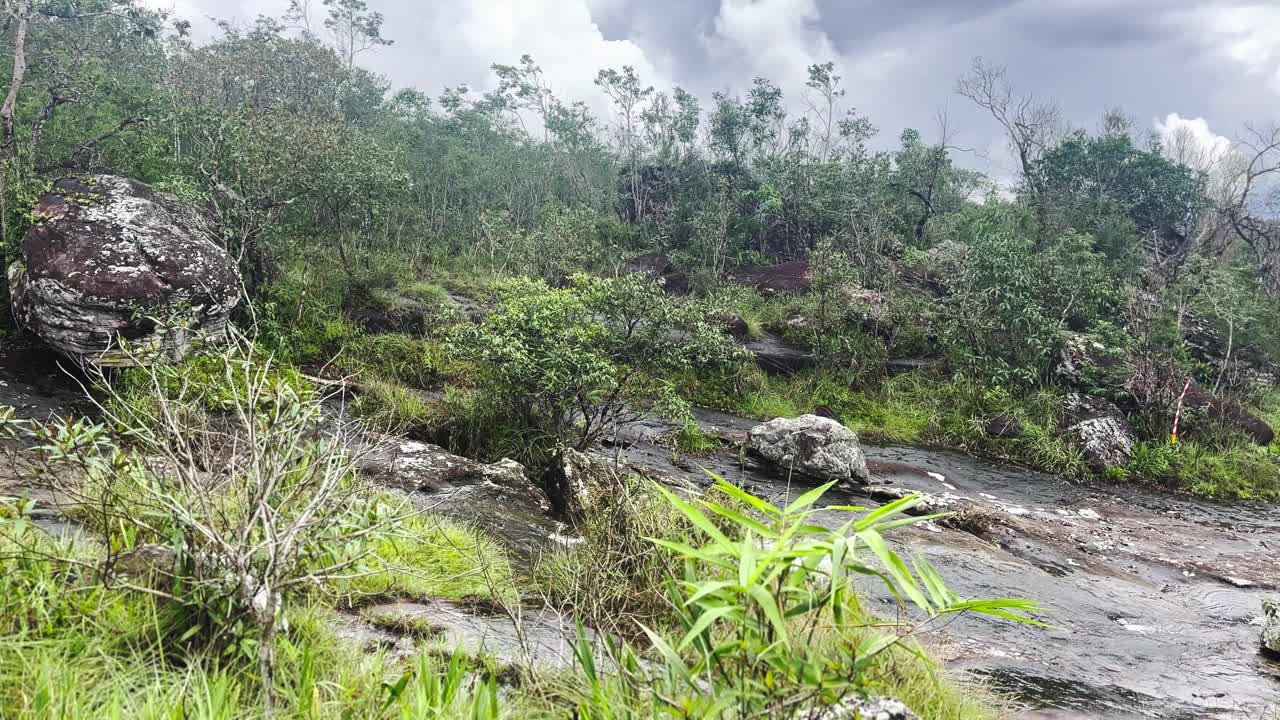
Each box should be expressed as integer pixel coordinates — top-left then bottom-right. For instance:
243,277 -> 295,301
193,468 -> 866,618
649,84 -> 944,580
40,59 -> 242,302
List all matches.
1031,121 -> 1212,280
889,112 -> 981,246
321,0 -> 391,70
1217,123 -> 1280,294
595,65 -> 653,222
956,57 -> 1061,234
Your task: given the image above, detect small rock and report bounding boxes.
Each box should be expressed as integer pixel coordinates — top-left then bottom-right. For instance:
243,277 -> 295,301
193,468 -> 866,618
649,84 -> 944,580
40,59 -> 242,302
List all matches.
983,414 -> 1023,439
1062,394 -> 1135,472
1262,599 -> 1280,656
795,696 -> 918,720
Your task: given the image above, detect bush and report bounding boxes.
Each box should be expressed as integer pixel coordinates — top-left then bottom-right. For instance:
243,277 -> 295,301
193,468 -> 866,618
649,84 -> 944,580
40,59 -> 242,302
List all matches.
559,476 -> 1041,718
445,274 -> 739,465
1,337 -> 423,711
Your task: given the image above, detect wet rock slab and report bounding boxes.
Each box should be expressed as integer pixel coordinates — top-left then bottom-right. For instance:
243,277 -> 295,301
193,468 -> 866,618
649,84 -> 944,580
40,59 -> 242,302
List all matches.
356,600 -> 600,670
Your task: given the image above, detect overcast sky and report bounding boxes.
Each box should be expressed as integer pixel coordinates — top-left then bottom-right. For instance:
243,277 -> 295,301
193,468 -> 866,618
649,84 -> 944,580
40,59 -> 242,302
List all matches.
148,0 -> 1280,179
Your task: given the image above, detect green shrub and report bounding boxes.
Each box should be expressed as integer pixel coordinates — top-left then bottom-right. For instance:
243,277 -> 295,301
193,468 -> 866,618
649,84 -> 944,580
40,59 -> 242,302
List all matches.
560,476 -> 1041,718
446,274 -> 739,465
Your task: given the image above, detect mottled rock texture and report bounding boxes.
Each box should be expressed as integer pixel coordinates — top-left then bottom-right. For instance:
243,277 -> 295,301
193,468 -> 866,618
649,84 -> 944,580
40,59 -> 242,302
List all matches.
7,175 -> 239,366
749,414 -> 870,483
1063,394 -> 1135,472
794,696 -> 918,720
1262,598 -> 1280,656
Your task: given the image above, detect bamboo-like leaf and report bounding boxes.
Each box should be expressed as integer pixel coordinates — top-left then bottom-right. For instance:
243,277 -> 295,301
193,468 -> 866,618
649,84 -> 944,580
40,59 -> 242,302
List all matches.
914,556 -> 952,610
638,622 -> 694,686
855,493 -> 925,531
711,477 -> 780,516
654,483 -> 732,546
678,605 -> 736,651
853,632 -> 903,670
700,501 -> 775,537
682,580 -> 737,606
783,480 -> 837,515
746,584 -> 788,645
857,529 -> 932,614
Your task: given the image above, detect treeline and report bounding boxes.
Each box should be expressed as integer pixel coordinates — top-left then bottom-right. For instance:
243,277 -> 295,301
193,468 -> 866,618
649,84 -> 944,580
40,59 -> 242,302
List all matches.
1,0 -> 1278,403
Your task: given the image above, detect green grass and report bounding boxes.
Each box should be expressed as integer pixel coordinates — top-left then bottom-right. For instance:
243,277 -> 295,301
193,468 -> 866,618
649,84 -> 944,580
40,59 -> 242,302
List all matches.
351,378 -> 436,434
1126,439 -> 1280,501
0,472 -> 1013,720
692,367 -> 1087,479
343,512 -> 518,607
401,280 -> 451,305
337,333 -> 447,389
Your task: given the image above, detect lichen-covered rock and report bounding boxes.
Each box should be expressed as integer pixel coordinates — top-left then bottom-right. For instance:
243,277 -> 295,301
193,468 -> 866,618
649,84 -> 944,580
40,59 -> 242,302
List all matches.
1063,394 -> 1135,472
542,448 -> 622,518
1263,598 -> 1280,656
749,414 -> 869,483
794,696 -> 918,720
360,438 -> 541,504
1056,331 -> 1130,392
7,175 -> 239,366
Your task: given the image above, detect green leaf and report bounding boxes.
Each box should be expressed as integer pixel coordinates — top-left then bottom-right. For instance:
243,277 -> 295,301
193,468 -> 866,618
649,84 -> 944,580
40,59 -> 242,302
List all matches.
638,622 -> 694,686
678,605 -> 735,651
855,493 -> 925,532
654,483 -> 732,546
857,529 -> 932,614
746,584 -> 788,645
711,477 -> 780,516
783,480 -> 837,515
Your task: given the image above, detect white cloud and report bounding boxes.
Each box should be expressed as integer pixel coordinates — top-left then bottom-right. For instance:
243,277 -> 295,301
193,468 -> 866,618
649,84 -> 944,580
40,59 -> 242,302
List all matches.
1154,112 -> 1233,171
145,0 -> 670,121
701,0 -> 837,96
1168,4 -> 1280,95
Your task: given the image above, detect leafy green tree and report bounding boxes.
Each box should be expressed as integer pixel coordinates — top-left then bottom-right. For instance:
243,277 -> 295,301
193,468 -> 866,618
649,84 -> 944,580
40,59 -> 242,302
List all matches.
1032,121 -> 1212,275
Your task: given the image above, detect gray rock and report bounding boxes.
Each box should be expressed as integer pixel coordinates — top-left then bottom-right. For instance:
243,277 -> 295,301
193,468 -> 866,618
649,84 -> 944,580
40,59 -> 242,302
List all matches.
749,415 -> 870,483
8,175 -> 239,366
795,696 -> 918,720
359,438 -> 541,504
1263,598 -> 1280,656
1063,394 -> 1135,472
544,448 -> 622,518
731,260 -> 811,295
1055,331 -> 1130,392
745,333 -> 817,375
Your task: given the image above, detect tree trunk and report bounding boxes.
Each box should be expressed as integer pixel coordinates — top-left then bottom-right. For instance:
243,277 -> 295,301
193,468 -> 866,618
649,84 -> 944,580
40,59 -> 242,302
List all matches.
0,0 -> 32,250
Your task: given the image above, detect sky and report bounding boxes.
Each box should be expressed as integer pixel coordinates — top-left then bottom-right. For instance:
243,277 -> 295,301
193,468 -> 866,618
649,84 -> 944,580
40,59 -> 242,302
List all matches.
145,0 -> 1280,180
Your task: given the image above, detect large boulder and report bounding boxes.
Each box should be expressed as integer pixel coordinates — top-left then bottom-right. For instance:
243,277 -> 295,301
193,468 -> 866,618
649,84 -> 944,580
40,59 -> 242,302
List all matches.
1180,380 -> 1275,446
358,437 -> 558,548
1263,598 -> 1280,656
1063,394 -> 1135,473
7,175 -> 239,366
730,260 -> 811,295
541,448 -> 622,518
1055,331 -> 1130,393
745,333 -> 817,375
749,415 -> 870,483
